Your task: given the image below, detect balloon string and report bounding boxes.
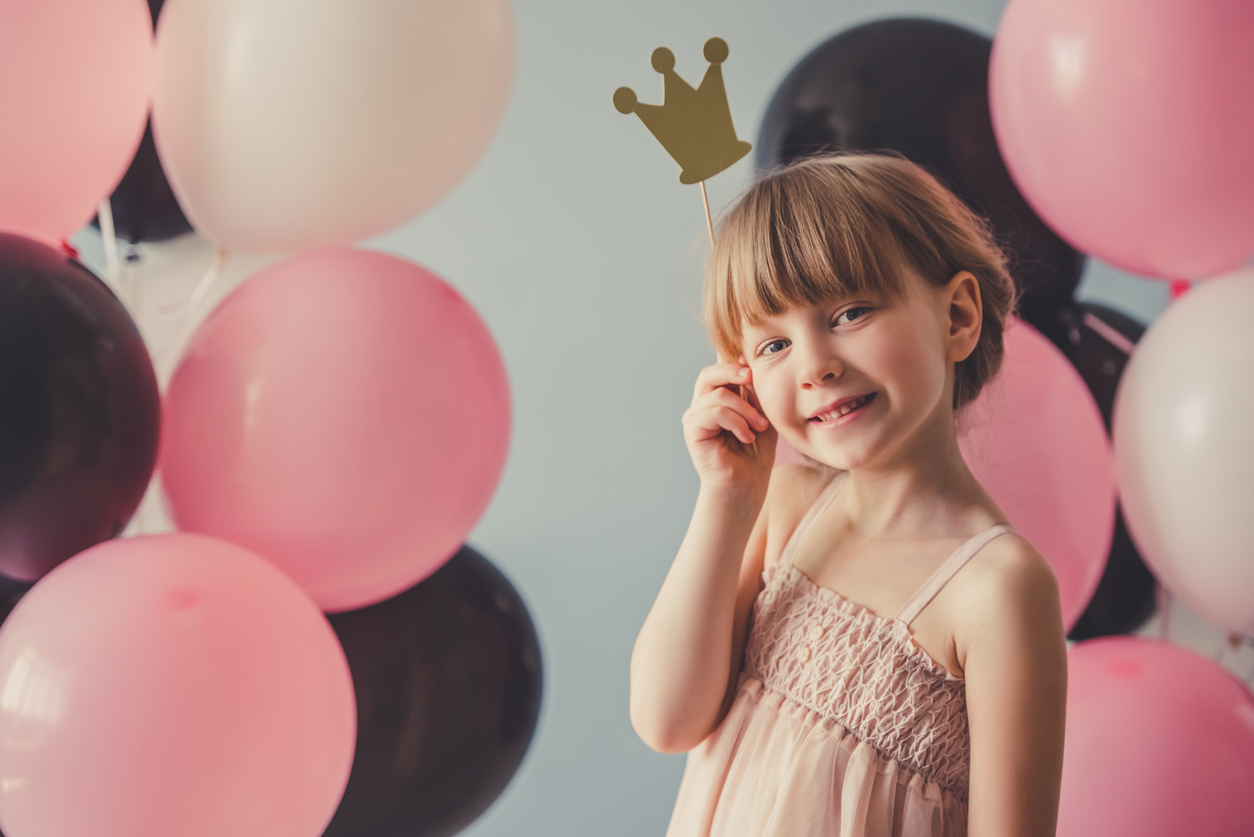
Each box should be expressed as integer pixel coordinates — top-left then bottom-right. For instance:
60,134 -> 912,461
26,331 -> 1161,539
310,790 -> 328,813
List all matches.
159,245 -> 228,315
1156,584 -> 1171,642
1080,312 -> 1136,356
156,246 -> 229,382
97,198 -> 123,294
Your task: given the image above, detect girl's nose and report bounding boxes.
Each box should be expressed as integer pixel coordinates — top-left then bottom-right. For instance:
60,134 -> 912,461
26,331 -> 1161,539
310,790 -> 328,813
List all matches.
797,343 -> 842,389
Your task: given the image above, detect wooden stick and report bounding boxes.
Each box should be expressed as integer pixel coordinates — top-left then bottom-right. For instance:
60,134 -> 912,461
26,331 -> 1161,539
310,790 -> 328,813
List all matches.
702,181 -> 759,459
700,181 -> 715,246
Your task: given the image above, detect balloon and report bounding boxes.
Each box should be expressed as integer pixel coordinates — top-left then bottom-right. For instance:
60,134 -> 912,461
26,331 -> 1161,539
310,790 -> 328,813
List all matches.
990,0 -> 1254,280
88,0 -> 190,244
957,317 -> 1116,631
161,248 -> 511,612
0,0 -> 151,244
1058,636 -> 1254,837
1065,508 -> 1157,641
1037,302 -> 1156,639
757,18 -> 1085,328
0,533 -> 356,837
151,0 -> 515,252
1113,268 -> 1254,635
91,118 -> 193,244
0,232 -> 160,584
324,545 -> 542,837
1038,302 -> 1144,433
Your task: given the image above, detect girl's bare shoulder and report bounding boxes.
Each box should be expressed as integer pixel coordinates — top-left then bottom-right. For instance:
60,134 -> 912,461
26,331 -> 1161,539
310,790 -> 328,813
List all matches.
761,462 -> 841,572
952,530 -> 1066,671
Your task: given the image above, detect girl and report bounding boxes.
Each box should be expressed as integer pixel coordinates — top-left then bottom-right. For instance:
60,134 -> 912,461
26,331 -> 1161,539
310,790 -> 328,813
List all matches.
630,153 -> 1068,837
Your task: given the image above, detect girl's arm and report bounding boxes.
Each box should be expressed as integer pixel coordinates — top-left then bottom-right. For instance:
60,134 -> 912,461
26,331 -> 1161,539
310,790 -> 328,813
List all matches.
630,360 -> 777,754
963,537 -> 1069,837
629,482 -> 767,753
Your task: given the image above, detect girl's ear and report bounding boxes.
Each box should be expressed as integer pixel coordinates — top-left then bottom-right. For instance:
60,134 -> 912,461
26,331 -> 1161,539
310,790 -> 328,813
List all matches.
945,270 -> 982,363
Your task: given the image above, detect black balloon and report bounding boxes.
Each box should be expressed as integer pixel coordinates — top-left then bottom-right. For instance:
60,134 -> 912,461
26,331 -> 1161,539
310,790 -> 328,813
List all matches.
1038,301 -> 1158,639
89,0 -> 193,244
0,232 -> 160,584
757,18 -> 1085,329
324,545 -> 543,837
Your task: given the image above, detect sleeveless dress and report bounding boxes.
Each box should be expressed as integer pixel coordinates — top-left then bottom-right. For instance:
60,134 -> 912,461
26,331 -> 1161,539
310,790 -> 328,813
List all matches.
665,469 -> 1015,837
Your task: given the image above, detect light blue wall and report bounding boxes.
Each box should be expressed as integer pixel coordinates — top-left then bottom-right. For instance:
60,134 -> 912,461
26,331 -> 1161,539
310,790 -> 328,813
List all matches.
353,2 -> 1176,835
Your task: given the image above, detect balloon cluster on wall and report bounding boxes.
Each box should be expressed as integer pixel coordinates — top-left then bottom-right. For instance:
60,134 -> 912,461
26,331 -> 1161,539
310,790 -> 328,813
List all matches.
0,2 -> 541,837
761,5 -> 1254,836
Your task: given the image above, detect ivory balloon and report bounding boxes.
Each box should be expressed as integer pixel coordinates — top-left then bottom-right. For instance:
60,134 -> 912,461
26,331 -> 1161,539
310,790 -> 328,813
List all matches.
0,0 -> 151,244
151,0 -> 515,252
1113,268 -> 1254,635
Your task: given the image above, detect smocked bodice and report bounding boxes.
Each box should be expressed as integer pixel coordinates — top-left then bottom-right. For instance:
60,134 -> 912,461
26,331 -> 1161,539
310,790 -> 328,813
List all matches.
743,560 -> 972,800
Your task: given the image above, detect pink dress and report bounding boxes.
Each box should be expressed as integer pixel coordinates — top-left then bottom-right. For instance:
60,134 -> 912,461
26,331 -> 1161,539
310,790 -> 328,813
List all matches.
665,470 -> 1015,837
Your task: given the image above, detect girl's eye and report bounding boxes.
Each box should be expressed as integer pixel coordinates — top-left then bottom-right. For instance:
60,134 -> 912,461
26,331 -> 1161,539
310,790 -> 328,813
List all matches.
834,306 -> 871,326
759,339 -> 789,356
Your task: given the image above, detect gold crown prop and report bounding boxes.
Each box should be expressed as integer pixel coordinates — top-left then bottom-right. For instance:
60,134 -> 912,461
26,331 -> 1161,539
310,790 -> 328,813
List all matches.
614,37 -> 752,243
614,37 -> 758,455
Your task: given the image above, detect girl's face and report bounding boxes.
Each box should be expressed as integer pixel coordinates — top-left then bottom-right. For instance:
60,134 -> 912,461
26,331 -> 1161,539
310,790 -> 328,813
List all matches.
740,265 -> 964,472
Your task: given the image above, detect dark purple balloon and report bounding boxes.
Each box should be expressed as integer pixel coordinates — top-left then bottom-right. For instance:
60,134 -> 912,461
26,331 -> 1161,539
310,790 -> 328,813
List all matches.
324,544 -> 543,837
1039,301 -> 1157,640
0,232 -> 160,583
757,17 -> 1086,329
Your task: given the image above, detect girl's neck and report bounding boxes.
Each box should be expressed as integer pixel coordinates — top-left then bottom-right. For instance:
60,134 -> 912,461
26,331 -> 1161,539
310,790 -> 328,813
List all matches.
836,407 -> 987,542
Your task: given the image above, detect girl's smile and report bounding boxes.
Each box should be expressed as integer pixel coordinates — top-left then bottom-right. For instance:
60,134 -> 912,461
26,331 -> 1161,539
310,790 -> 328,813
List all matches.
808,391 -> 878,427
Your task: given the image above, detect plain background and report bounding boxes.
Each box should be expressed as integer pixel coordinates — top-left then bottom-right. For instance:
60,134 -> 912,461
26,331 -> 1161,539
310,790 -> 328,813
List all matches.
68,0 -> 1253,835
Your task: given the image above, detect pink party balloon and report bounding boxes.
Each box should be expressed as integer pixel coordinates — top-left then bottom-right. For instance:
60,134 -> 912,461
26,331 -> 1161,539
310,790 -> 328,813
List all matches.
152,0 -> 514,252
957,317 -> 1116,630
161,248 -> 511,612
1113,269 -> 1254,635
0,533 -> 356,837
0,0 -> 151,244
990,0 -> 1254,280
1058,636 -> 1254,837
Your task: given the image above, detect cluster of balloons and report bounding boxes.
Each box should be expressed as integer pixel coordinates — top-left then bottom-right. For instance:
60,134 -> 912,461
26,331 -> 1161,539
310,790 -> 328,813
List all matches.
0,2 -> 542,837
762,4 -> 1254,835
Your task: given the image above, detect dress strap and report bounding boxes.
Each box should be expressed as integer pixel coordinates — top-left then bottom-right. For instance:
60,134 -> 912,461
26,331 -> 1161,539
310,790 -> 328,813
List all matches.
894,524 -> 1016,625
778,470 -> 850,568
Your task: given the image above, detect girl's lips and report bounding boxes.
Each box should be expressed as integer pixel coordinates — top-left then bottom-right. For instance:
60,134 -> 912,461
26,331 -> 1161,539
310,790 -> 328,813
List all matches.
809,392 -> 876,427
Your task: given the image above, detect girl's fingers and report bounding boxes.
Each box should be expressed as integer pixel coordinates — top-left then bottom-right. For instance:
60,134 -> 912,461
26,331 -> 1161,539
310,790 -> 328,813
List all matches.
693,361 -> 751,398
708,406 -> 755,444
697,386 -> 770,431
685,404 -> 757,445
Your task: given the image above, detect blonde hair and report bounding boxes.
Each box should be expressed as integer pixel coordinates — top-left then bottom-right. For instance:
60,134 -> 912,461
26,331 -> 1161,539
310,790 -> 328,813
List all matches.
704,152 -> 1018,411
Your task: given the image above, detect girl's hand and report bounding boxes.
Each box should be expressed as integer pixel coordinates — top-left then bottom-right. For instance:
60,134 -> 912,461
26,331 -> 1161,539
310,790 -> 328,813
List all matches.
682,358 -> 777,494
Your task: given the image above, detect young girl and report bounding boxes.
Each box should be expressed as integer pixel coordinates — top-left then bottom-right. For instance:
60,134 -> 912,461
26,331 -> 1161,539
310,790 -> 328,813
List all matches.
630,153 -> 1068,837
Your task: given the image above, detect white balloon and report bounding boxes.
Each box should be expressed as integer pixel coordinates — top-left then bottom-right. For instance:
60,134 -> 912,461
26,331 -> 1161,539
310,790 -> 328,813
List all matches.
1113,268 -> 1254,635
151,0 -> 514,252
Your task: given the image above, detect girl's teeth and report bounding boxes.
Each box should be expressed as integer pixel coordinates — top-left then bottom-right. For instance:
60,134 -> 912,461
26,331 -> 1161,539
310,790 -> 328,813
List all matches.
817,394 -> 869,422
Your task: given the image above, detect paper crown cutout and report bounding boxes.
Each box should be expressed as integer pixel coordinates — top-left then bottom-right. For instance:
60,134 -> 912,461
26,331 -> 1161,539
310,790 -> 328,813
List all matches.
614,38 -> 752,184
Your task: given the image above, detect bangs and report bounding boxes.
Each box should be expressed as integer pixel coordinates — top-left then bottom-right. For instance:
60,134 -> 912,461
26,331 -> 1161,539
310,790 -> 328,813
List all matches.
705,160 -> 912,361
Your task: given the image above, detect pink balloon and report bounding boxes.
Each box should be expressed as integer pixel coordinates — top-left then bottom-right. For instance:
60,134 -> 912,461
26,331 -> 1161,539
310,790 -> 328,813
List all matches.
1059,637 -> 1254,837
161,248 -> 511,612
957,317 -> 1116,630
0,0 -> 152,244
0,533 -> 356,837
990,0 -> 1254,280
